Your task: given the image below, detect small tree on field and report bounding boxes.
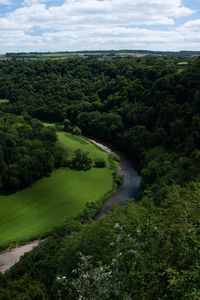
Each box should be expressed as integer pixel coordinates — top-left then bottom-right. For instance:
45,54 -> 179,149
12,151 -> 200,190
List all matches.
72,127 -> 81,136
71,149 -> 92,170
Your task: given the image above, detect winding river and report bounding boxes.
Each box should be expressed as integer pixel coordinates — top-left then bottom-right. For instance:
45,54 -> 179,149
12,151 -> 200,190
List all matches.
91,141 -> 141,218
0,139 -> 140,273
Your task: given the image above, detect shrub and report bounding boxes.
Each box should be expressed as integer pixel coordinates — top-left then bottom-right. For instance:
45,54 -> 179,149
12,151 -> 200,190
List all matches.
72,127 -> 81,136
114,174 -> 124,186
63,119 -> 71,131
94,158 -> 106,168
109,153 -> 120,162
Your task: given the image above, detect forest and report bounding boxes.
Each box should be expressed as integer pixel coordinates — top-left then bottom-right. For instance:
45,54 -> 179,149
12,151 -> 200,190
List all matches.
0,114 -> 62,194
0,56 -> 200,299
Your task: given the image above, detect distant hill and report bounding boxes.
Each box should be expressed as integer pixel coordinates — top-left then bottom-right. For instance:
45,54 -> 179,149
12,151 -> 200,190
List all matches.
4,50 -> 200,60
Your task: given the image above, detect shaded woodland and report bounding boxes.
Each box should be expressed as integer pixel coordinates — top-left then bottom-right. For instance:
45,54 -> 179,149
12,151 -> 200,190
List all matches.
0,57 -> 200,299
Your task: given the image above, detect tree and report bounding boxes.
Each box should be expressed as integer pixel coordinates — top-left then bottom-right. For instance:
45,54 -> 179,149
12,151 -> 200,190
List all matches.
72,126 -> 81,136
0,114 -> 63,194
71,149 -> 92,170
63,118 -> 71,131
0,276 -> 48,300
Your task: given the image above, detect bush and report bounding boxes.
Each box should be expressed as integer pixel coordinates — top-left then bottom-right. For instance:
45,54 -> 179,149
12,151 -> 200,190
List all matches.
109,153 -> 120,162
63,118 -> 71,131
94,158 -> 106,168
72,127 -> 82,136
114,174 -> 124,186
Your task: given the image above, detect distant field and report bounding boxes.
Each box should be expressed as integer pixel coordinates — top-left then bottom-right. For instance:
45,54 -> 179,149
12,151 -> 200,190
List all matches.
42,122 -> 58,127
2,51 -> 200,60
4,53 -> 74,60
0,132 -> 113,249
0,99 -> 9,104
177,61 -> 189,66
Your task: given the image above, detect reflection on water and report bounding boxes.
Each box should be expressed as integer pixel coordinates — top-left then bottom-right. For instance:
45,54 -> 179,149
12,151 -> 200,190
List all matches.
96,149 -> 141,218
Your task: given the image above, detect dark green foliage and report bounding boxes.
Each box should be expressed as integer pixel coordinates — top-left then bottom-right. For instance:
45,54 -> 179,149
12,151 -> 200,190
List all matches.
0,57 -> 199,199
0,114 -> 62,194
113,173 -> 124,186
0,275 -> 48,300
109,153 -> 120,162
72,126 -> 81,136
63,119 -> 81,136
71,149 -> 92,170
63,118 -> 70,131
1,57 -> 200,298
50,183 -> 200,299
94,158 -> 106,168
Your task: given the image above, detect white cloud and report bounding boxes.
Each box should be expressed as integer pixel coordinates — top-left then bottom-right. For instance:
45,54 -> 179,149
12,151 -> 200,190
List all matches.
0,0 -> 11,4
23,0 -> 40,5
0,0 -> 199,52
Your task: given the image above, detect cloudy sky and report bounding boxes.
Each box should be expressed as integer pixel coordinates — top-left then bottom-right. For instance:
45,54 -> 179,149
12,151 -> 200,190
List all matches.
0,0 -> 200,53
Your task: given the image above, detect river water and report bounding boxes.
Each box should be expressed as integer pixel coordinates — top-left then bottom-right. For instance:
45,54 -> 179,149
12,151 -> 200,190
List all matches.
96,148 -> 141,218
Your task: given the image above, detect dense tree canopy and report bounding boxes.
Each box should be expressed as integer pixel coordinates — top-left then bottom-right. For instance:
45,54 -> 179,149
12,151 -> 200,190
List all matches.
0,57 -> 199,200
1,182 -> 200,299
0,56 -> 200,299
0,114 -> 64,194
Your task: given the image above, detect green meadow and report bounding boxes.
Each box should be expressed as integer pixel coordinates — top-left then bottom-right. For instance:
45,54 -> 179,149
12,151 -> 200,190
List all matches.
177,61 -> 189,66
0,99 -> 9,104
0,133 -> 113,249
57,132 -> 110,161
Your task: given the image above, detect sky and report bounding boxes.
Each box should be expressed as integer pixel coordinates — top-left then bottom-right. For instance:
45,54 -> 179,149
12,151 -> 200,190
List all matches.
0,0 -> 200,53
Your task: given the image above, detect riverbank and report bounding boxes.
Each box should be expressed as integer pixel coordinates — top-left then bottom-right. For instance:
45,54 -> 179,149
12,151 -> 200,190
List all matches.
0,240 -> 44,273
89,139 -> 112,154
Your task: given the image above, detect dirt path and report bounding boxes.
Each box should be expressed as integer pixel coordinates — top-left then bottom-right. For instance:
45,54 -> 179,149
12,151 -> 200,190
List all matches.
0,240 -> 43,273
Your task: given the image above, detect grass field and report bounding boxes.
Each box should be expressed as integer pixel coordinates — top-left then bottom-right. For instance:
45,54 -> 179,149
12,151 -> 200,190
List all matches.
57,132 -> 110,162
3,53 -> 74,60
177,61 -> 189,66
0,133 -> 113,249
0,99 -> 9,104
